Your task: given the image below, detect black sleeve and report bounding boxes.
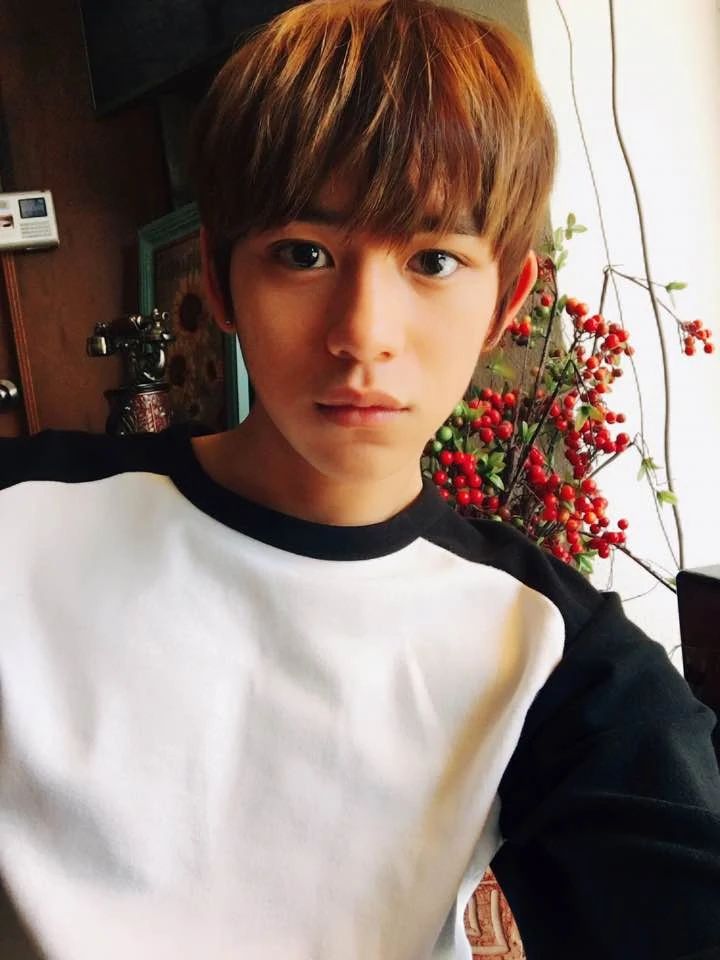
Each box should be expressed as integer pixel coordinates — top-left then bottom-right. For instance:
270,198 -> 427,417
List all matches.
0,428 -> 182,490
489,590 -> 720,960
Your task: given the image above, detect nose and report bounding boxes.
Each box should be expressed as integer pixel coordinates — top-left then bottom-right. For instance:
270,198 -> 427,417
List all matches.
324,257 -> 407,364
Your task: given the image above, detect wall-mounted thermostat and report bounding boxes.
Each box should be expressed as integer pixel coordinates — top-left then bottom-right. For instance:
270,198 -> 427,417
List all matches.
0,190 -> 59,251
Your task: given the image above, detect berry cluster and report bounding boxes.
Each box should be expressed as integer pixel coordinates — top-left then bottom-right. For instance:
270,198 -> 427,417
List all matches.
423,267 -> 715,576
423,294 -> 638,574
681,319 -> 714,356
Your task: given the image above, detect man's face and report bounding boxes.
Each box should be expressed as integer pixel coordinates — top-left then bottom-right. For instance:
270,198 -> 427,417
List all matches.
213,173 -> 525,488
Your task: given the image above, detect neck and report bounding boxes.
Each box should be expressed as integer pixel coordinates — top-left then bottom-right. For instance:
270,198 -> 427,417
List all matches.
191,407 -> 424,526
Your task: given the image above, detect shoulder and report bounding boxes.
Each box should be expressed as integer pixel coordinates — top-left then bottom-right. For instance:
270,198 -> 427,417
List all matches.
426,507 -> 604,641
0,425 -> 188,492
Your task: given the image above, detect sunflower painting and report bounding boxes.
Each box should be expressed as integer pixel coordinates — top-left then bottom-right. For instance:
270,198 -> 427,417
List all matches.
139,203 -> 250,432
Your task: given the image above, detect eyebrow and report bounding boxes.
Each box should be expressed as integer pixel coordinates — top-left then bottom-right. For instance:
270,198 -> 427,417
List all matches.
292,204 -> 480,237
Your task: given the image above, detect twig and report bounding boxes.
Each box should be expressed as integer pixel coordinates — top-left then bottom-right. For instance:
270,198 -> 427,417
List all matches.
614,544 -> 677,593
607,0 -> 684,568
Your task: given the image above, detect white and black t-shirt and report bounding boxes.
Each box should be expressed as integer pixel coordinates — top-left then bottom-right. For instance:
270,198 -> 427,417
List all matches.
1,422 -> 719,960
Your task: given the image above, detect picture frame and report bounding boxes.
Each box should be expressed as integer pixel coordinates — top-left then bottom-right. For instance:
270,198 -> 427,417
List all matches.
138,202 -> 252,431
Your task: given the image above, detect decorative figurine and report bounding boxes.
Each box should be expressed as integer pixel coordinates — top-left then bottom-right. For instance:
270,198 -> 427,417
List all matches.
87,308 -> 176,435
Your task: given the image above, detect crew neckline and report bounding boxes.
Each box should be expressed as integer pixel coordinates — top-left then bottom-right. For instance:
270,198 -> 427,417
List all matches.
162,421 -> 449,561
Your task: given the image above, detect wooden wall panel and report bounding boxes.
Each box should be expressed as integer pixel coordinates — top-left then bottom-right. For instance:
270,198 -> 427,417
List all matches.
0,0 -> 170,433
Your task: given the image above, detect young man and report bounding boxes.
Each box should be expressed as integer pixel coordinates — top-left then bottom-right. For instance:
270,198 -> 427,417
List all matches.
1,1 -> 719,958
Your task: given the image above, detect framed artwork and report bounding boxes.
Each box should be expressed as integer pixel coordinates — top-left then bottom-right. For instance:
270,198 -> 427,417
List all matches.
138,203 -> 252,431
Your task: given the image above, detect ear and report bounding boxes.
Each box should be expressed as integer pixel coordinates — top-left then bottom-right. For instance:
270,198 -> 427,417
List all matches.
484,250 -> 539,351
200,226 -> 234,332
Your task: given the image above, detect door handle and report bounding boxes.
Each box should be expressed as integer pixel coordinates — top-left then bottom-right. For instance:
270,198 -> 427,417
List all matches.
0,379 -> 20,412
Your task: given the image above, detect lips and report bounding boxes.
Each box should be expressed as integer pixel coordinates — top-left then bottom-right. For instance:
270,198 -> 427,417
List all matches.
317,388 -> 407,410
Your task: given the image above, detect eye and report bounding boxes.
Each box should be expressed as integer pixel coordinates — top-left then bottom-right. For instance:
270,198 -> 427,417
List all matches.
270,241 -> 463,278
272,241 -> 331,270
410,250 -> 462,279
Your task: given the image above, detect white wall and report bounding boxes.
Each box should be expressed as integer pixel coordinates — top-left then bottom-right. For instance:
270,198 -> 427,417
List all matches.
526,0 -> 720,662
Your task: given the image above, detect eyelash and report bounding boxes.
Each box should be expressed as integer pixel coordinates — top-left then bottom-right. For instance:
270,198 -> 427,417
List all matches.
270,241 -> 466,278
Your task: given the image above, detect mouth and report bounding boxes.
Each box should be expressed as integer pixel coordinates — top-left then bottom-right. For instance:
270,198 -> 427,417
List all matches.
315,403 -> 408,427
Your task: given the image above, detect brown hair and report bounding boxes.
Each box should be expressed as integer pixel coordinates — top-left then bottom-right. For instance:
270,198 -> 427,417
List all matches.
190,0 -> 557,344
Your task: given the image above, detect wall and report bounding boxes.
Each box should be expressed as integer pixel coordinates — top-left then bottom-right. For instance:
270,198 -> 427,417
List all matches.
526,0 -> 720,653
0,0 -> 170,434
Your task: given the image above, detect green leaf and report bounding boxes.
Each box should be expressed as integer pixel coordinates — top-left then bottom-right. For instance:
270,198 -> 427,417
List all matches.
556,294 -> 568,313
637,456 -> 662,481
665,281 -> 687,292
554,227 -> 565,250
589,406 -> 605,422
576,554 -> 595,575
567,212 -> 576,227
487,474 -> 505,491
488,359 -> 516,380
476,453 -> 489,466
452,434 -> 464,452
575,404 -> 592,430
556,249 -> 569,270
657,489 -> 679,506
570,225 -> 587,233
489,452 -> 505,469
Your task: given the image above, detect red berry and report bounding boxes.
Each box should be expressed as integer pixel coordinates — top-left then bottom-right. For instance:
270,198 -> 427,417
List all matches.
529,447 -> 545,466
580,477 -> 597,494
503,393 -> 517,407
433,470 -> 448,485
618,518 -> 629,530
527,464 -> 546,486
560,484 -> 575,502
486,495 -> 500,511
518,320 -> 532,337
479,427 -> 494,444
705,343 -> 715,354
495,421 -> 514,441
470,489 -> 484,505
438,488 -> 450,500
456,490 -> 471,506
439,451 -> 453,466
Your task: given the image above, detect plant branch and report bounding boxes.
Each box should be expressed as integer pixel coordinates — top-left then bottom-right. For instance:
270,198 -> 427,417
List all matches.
614,544 -> 677,593
607,0 -> 684,568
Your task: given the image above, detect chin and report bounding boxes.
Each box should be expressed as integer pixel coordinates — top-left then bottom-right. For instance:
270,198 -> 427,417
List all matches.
310,444 -> 421,485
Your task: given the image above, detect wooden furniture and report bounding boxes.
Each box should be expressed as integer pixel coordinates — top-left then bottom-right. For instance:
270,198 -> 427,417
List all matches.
677,565 -> 720,760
